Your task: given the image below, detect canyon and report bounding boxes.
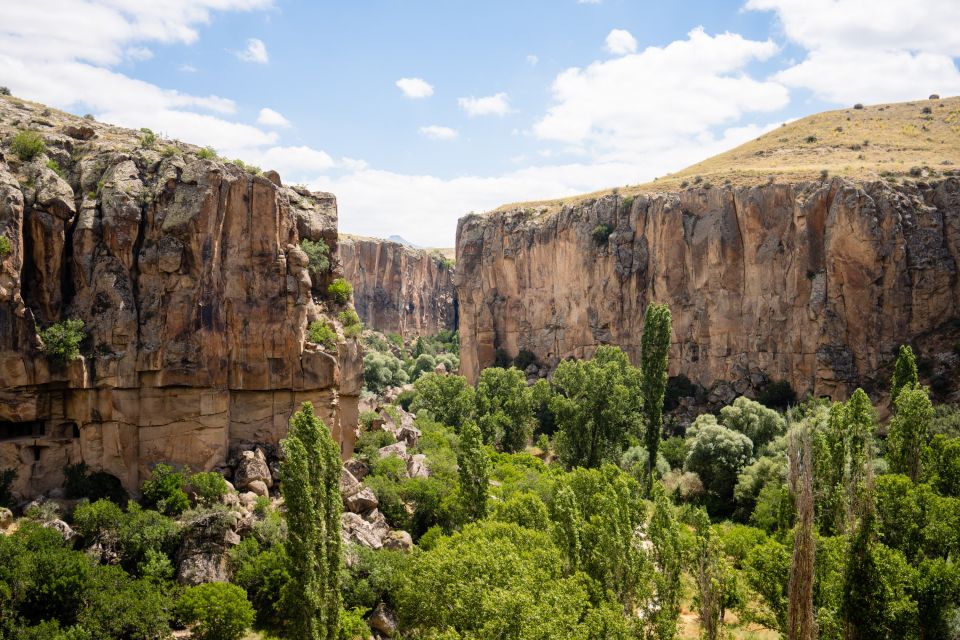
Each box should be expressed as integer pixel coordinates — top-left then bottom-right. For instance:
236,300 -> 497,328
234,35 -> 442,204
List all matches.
455,178 -> 960,402
340,235 -> 456,337
0,96 -> 362,498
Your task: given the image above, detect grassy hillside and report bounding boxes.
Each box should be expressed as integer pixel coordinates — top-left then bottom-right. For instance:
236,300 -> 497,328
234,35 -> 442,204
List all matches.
496,95 -> 960,214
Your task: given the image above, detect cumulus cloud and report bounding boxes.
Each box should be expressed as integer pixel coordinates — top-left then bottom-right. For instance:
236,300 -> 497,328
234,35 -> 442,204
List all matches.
534,27 -> 787,161
257,107 -> 291,127
235,37 -> 268,63
396,77 -> 434,98
419,125 -> 458,140
746,0 -> 960,103
458,92 -> 511,117
605,29 -> 637,55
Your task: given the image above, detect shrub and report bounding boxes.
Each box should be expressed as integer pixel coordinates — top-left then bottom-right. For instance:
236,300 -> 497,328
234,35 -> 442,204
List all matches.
11,130 -> 46,161
396,389 -> 416,411
45,158 -> 63,177
0,86 -> 9,96
79,565 -> 174,640
197,146 -> 217,160
0,466 -> 16,506
39,318 -> 85,362
339,308 -> 362,338
513,349 -> 538,371
328,278 -> 353,304
0,234 -> 11,257
301,238 -> 331,280
141,463 -> 189,515
138,128 -> 156,149
805,135 -> 818,143
364,351 -> 408,393
592,223 -> 612,244
308,320 -> 338,349
160,145 -> 178,157
188,471 -> 229,506
854,103 -> 864,109
922,106 -> 933,114
175,582 -> 254,640
83,113 -> 95,121
72,498 -> 123,541
339,607 -> 369,640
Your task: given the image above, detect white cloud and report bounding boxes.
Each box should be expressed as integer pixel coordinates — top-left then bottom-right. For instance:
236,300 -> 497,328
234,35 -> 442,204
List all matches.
526,54 -> 539,66
396,77 -> 434,99
235,37 -> 268,64
179,63 -> 198,72
125,46 -> 153,61
746,0 -> 960,104
605,29 -> 637,55
533,27 -> 787,161
257,107 -> 291,127
419,125 -> 458,140
578,0 -> 602,4
246,145 -> 336,177
458,92 -> 511,117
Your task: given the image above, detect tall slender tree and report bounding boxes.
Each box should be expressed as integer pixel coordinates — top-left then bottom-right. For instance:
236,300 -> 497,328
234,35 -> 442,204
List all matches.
640,303 -> 672,493
888,384 -> 932,482
457,419 -> 489,522
843,389 -> 875,524
647,487 -> 685,640
281,402 -> 342,640
787,426 -> 816,640
890,344 -> 918,407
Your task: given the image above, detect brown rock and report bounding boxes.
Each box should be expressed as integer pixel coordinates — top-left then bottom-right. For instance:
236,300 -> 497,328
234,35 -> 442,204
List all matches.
368,603 -> 398,637
383,530 -> 413,552
344,487 -> 378,513
235,449 -> 272,491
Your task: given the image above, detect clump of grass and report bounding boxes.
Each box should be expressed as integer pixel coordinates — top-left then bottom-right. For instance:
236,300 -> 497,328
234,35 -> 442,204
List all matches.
196,146 -> 217,160
11,130 -> 45,161
327,278 -> 353,304
308,320 -> 337,350
161,145 -> 178,158
820,169 -> 829,181
0,235 -> 11,257
805,135 -> 818,143
339,309 -> 362,338
592,223 -> 612,245
46,158 -> 63,177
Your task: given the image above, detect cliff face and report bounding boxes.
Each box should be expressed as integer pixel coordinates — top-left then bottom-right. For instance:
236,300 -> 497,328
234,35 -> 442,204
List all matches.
455,178 -> 960,400
0,97 -> 362,498
340,236 -> 456,337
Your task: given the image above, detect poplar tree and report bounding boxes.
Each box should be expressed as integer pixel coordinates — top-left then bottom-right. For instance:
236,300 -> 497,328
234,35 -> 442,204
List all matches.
890,344 -> 918,407
457,419 -> 489,522
280,402 -> 342,640
888,384 -> 932,482
647,488 -> 685,640
641,304 -> 672,493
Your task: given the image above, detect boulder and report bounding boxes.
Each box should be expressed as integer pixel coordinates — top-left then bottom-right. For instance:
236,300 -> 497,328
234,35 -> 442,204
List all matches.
383,530 -> 413,552
368,603 -> 398,637
378,441 -> 407,459
340,467 -> 362,497
344,458 -> 370,482
234,449 -> 272,491
341,512 -> 383,549
407,454 -> 429,479
43,519 -> 78,544
247,480 -> 269,497
0,507 -> 12,530
344,487 -> 378,514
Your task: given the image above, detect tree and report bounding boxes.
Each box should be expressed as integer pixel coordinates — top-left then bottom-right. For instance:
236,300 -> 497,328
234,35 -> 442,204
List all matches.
140,463 -> 188,515
786,427 -> 815,640
843,389 -> 876,522
457,420 -> 489,522
890,344 -> 918,407
684,416 -> 753,516
690,509 -> 730,640
720,396 -> 786,455
640,303 -> 672,493
280,402 -> 342,640
175,582 -> 255,640
646,488 -> 685,640
474,366 -> 534,452
550,483 -> 582,575
551,345 -> 643,469
888,384 -> 932,483
410,372 -> 475,430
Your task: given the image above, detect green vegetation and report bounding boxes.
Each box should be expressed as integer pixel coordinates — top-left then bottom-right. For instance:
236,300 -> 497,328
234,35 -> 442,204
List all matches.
592,222 -> 612,244
0,235 -> 11,258
138,127 -> 156,149
140,463 -> 188,515
308,320 -> 338,350
327,278 -> 353,304
11,130 -> 45,161
641,303 -> 672,491
174,582 -> 254,640
45,158 -> 63,177
39,318 -> 85,362
338,309 -> 362,338
196,146 -> 218,160
301,238 -> 332,281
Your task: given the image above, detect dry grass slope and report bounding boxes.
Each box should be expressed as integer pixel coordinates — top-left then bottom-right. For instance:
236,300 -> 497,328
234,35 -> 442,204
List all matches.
495,95 -> 960,215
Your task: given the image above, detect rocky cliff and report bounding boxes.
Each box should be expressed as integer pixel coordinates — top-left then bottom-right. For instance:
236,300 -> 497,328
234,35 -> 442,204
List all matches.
455,178 -> 960,401
340,235 -> 456,337
0,96 -> 362,498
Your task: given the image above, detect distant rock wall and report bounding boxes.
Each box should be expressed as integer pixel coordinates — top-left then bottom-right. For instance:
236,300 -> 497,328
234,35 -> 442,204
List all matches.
455,179 -> 960,400
340,236 -> 456,337
0,96 -> 362,498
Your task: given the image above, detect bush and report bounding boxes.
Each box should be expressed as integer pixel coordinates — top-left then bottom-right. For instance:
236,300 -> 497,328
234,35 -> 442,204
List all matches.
175,582 -> 254,640
805,135 -> 818,143
0,86 -> 9,96
0,234 -> 11,257
339,308 -> 362,338
308,320 -> 337,349
301,238 -> 331,280
138,128 -> 156,149
328,277 -> 353,304
72,498 -> 123,541
117,503 -> 181,574
364,351 -> 408,394
592,223 -> 612,244
11,130 -> 46,161
188,471 -> 228,506
78,565 -> 174,640
197,146 -> 217,160
39,318 -> 85,362
141,463 -> 189,515
339,607 -> 370,640
660,435 -> 688,470
854,103 -> 864,109
513,349 -> 538,371
396,389 -> 416,411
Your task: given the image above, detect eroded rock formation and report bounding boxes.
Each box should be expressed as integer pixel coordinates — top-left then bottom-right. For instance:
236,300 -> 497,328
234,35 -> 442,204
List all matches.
0,97 -> 362,498
339,235 -> 456,337
456,179 -> 960,400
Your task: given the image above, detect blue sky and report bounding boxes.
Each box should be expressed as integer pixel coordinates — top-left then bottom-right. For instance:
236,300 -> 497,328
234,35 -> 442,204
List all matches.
2,1 -> 959,245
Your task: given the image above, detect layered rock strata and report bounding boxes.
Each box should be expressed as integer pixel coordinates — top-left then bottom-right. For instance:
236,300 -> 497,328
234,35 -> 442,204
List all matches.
456,179 -> 960,399
339,235 -> 456,337
0,96 -> 362,498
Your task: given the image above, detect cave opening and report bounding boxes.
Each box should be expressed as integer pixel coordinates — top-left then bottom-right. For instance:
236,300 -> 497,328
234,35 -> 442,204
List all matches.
0,420 -> 45,441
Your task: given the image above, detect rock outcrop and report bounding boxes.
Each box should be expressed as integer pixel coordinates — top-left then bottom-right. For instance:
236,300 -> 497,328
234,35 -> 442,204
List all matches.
0,96 -> 363,498
456,179 -> 960,399
339,235 -> 456,337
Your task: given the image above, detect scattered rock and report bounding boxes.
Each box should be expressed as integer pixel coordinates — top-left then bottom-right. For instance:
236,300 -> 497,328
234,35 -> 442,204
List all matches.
62,124 -> 95,140
0,508 -> 12,530
344,487 -> 378,513
383,530 -> 413,552
247,480 -> 269,497
406,454 -> 429,479
368,603 -> 398,637
341,512 -> 383,549
378,441 -> 407,459
341,467 -> 363,498
235,449 -> 273,491
344,458 -> 370,482
43,519 -> 78,544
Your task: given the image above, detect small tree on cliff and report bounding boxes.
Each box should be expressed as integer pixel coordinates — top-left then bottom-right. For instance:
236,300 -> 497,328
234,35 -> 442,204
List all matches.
641,303 -> 672,492
890,344 -> 918,407
280,402 -> 342,640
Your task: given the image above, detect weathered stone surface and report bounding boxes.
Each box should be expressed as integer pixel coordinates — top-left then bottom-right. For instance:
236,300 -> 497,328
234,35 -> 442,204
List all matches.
383,529 -> 413,552
369,603 -> 398,637
340,235 -> 456,337
378,441 -> 407,459
234,449 -> 272,491
0,97 -> 363,498
344,458 -> 370,482
456,180 -> 960,400
344,487 -> 378,513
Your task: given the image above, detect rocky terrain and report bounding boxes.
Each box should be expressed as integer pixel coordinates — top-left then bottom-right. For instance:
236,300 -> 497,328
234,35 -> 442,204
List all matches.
0,95 -> 362,498
340,234 -> 456,337
456,177 -> 960,401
